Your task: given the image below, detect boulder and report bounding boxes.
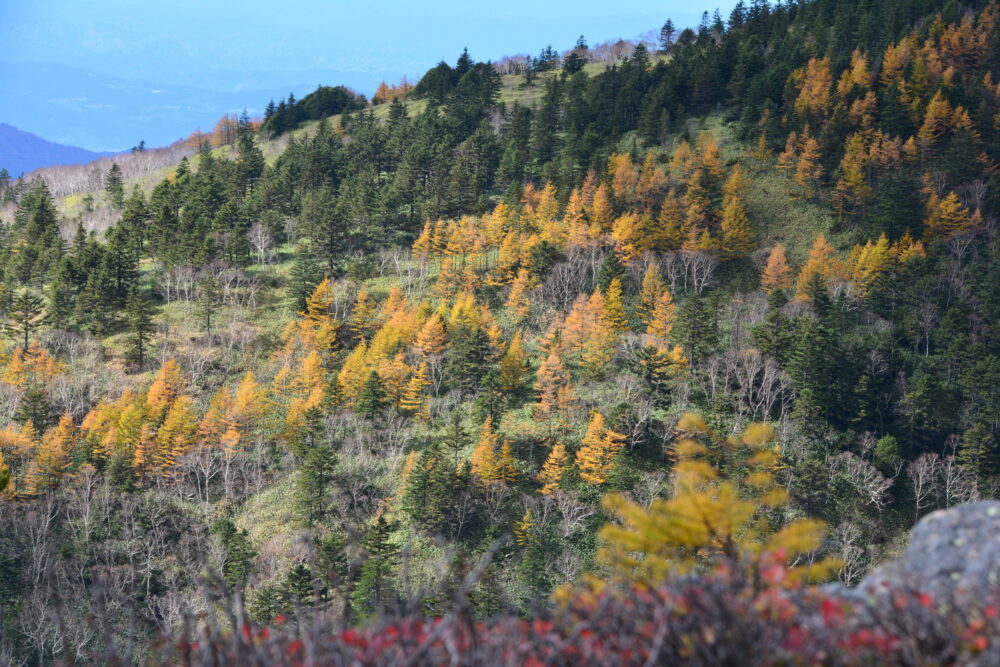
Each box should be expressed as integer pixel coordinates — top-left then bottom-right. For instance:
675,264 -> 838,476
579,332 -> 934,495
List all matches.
858,501 -> 1000,599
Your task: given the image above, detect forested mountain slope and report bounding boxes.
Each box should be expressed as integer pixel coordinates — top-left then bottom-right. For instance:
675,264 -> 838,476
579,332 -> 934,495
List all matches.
0,0 -> 998,663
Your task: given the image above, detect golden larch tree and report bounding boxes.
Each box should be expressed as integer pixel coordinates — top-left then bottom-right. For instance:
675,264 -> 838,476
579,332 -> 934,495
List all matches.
513,509 -> 535,547
349,288 -> 378,340
414,313 -> 448,358
588,183 -> 614,236
534,348 -> 575,423
792,132 -> 824,199
413,220 -> 434,260
645,289 -> 677,341
505,268 -> 533,323
610,212 -> 649,263
498,332 -> 531,394
400,362 -> 431,417
26,413 -> 75,494
537,442 -> 569,494
337,340 -> 371,402
760,243 -> 793,293
793,57 -> 833,122
924,191 -> 972,239
653,193 -> 685,251
597,414 -> 840,587
602,278 -> 629,333
299,277 -> 340,354
848,234 -> 893,295
471,416 -> 502,483
776,131 -> 799,172
146,359 -> 186,418
720,196 -> 754,258
496,441 -> 518,484
575,411 -> 626,485
796,234 -> 844,298
608,153 -> 637,203
638,263 -> 666,326
532,182 -> 560,229
154,395 -> 198,478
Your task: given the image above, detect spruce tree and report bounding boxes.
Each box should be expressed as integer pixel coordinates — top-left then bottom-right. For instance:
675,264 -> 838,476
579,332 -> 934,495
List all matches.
441,412 -> 469,467
445,325 -> 496,396
46,262 -> 74,331
297,442 -> 338,525
356,371 -> 387,420
289,242 -> 323,312
195,277 -> 221,334
211,518 -> 257,589
674,294 -> 719,364
274,563 -> 316,611
124,288 -> 154,369
4,288 -> 46,350
15,385 -> 54,430
659,19 -> 676,53
596,252 -> 626,291
105,163 -> 125,208
351,515 -> 398,621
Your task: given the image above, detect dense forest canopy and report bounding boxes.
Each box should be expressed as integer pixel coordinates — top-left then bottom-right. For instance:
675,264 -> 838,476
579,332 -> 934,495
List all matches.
0,0 -> 998,662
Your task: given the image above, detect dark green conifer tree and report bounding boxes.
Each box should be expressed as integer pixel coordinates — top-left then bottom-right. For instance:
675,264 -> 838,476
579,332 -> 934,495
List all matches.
124,288 -> 154,369
195,277 -> 221,334
211,518 -> 257,589
4,288 -> 46,350
104,162 -> 125,208
351,515 -> 398,621
297,441 -> 338,526
356,371 -> 388,420
15,385 -> 54,431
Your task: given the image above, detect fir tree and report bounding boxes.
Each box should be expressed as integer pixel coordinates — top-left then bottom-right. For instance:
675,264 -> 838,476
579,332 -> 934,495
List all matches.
596,252 -> 626,291
211,518 -> 257,589
124,288 -> 154,369
4,289 -> 46,351
289,243 -> 324,312
105,163 -> 125,208
297,442 -> 339,526
356,371 -> 388,420
351,515 -> 398,621
195,277 -> 221,334
15,385 -> 54,431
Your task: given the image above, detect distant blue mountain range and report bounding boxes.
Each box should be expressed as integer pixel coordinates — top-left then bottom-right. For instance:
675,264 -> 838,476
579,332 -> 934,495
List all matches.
0,61 -> 316,153
0,123 -> 113,177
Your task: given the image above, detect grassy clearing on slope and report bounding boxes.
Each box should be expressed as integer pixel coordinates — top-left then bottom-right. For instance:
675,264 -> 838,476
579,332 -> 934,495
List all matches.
744,166 -> 847,266
237,474 -> 310,579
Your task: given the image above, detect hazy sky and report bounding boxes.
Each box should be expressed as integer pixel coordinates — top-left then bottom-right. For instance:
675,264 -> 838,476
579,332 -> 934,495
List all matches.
1,0 -> 733,150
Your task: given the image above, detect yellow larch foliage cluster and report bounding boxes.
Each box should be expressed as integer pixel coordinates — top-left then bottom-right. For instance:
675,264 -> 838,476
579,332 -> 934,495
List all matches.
924,191 -> 975,239
760,243 -> 793,293
596,413 -> 840,588
1,342 -> 63,388
574,411 -> 626,485
533,348 -> 576,425
537,442 -> 569,494
796,234 -> 845,298
847,232 -> 926,295
401,149 -> 759,307
470,416 -> 517,485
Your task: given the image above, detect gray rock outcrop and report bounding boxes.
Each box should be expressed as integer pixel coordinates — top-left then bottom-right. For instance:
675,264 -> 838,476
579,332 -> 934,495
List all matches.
858,501 -> 1000,599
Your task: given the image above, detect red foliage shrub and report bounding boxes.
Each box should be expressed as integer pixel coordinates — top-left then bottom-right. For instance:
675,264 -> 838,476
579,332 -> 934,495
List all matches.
89,563 -> 1000,665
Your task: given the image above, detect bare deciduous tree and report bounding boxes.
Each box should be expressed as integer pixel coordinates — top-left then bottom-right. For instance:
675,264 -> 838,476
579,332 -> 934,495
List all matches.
247,223 -> 274,265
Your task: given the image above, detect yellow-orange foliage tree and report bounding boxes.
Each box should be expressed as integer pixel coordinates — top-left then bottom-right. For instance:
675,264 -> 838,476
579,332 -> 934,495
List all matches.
575,411 -> 626,485
760,243 -> 793,293
924,191 -> 972,239
796,234 -> 844,298
597,413 -> 840,587
537,442 -> 569,494
25,413 -> 74,494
